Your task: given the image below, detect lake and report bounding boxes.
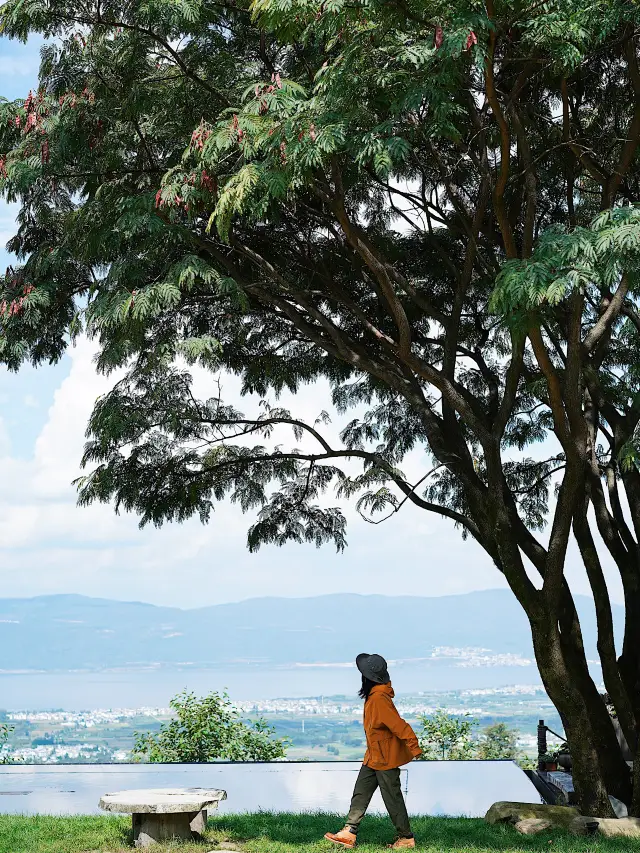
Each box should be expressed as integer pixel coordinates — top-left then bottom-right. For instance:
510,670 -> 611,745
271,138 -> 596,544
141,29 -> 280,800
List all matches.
0,664 -> 545,710
0,760 -> 540,817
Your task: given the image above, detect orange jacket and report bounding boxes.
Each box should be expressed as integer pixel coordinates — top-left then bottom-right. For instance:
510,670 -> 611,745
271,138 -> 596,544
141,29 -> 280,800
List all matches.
363,683 -> 422,770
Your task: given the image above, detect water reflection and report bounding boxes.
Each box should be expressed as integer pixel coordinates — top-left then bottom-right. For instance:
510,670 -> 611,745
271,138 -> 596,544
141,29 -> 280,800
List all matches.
0,761 -> 539,818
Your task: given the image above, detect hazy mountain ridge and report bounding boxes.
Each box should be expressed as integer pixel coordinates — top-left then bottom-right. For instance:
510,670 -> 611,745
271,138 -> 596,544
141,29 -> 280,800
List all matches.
0,590 -> 620,671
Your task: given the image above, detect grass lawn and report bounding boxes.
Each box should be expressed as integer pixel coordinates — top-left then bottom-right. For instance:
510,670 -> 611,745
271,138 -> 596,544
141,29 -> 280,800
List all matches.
2,813 -> 640,853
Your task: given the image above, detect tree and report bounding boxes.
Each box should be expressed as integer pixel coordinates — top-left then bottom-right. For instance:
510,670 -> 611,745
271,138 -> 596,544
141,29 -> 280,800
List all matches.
1,0 -> 640,816
132,690 -> 288,762
476,722 -> 519,761
0,723 -> 13,764
417,710 -> 477,760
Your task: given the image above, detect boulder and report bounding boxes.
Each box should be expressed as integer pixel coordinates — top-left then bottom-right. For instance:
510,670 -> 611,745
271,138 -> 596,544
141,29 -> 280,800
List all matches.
596,818 -> 640,838
570,816 -> 640,838
569,816 -> 600,836
485,801 -> 581,828
609,795 -> 629,818
514,818 -> 552,835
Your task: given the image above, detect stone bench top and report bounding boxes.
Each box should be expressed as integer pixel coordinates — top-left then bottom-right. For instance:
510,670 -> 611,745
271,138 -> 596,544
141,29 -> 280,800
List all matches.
99,787 -> 227,814
541,771 -> 575,794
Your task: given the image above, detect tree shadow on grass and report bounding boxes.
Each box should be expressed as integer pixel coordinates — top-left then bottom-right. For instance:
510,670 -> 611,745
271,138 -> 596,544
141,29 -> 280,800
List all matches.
208,813 -> 640,851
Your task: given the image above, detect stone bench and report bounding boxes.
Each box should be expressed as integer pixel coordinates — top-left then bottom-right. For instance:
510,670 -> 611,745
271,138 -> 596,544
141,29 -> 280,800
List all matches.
99,787 -> 227,848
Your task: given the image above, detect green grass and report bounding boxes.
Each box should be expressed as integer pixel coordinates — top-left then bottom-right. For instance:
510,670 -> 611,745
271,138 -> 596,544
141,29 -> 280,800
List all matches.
1,813 -> 640,853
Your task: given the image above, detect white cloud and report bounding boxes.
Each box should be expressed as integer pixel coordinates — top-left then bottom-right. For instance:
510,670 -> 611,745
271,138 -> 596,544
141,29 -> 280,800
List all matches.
0,335 -> 620,610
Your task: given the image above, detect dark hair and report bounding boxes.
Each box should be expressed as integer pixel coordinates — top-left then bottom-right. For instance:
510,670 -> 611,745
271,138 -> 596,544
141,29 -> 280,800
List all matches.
358,675 -> 377,701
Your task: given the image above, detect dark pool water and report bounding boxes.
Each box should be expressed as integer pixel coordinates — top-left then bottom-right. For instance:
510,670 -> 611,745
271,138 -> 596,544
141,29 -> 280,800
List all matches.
0,760 -> 539,818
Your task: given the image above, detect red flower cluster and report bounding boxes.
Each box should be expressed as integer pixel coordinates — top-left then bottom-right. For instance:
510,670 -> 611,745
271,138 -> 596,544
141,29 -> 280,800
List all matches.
201,170 -> 217,194
255,75 -> 282,115
16,90 -> 50,163
190,122 -> 212,151
58,88 -> 95,110
0,283 -> 34,317
0,157 -> 6,178
230,114 -> 245,142
155,188 -> 187,212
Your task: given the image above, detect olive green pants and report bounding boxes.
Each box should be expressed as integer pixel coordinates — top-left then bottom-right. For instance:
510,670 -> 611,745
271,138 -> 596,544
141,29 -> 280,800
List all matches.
346,765 -> 413,838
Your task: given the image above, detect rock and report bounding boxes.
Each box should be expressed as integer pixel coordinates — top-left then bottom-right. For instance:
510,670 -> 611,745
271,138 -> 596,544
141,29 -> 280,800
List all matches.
609,795 -> 629,818
514,818 -> 552,835
570,816 -> 600,836
485,801 -> 581,828
570,816 -> 640,838
596,817 -> 640,838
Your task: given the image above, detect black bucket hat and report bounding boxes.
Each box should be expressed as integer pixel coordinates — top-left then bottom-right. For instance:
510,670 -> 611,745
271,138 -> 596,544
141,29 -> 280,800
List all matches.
356,653 -> 390,684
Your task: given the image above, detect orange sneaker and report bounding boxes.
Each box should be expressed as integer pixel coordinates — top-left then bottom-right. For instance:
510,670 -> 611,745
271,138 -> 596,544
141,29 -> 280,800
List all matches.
388,838 -> 416,849
324,826 -> 357,848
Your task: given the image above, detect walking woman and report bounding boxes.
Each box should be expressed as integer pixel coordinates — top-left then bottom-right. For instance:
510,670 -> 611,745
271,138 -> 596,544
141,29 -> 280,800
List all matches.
324,654 -> 421,849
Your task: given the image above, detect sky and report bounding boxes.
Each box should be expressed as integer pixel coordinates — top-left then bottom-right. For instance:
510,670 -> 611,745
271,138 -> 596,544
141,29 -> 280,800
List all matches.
0,34 -> 623,610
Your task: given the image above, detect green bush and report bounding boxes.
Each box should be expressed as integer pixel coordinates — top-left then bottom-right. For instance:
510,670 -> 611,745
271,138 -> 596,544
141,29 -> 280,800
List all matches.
132,690 -> 289,762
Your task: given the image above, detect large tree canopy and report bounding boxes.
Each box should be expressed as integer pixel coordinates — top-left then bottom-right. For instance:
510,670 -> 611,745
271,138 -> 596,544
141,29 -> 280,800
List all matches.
1,0 -> 640,816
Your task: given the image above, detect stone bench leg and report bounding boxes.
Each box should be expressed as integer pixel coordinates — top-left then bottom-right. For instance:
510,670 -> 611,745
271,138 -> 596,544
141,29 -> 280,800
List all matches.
132,810 -> 207,847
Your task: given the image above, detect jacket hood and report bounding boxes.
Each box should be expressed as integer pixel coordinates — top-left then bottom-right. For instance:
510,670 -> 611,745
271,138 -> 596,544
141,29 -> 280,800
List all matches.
370,682 -> 394,699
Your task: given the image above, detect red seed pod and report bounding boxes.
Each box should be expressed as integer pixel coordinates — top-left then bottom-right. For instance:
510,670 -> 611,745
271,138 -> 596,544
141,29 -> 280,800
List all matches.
155,189 -> 163,207
434,25 -> 444,49
309,124 -> 317,142
14,115 -> 21,128
466,31 -> 478,50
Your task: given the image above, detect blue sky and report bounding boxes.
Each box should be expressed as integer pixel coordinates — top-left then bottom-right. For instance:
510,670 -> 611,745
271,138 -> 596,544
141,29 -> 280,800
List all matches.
0,34 -> 622,610
0,36 -> 70,458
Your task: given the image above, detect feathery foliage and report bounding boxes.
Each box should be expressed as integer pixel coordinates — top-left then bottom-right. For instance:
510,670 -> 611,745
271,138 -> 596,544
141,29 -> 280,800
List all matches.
1,0 -> 640,816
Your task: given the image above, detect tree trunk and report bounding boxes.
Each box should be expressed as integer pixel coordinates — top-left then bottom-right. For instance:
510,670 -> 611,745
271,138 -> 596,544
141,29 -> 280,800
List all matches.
530,617 -> 616,816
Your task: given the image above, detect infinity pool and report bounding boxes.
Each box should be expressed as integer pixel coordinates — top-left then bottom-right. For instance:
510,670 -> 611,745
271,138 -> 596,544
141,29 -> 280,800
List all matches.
0,760 -> 539,817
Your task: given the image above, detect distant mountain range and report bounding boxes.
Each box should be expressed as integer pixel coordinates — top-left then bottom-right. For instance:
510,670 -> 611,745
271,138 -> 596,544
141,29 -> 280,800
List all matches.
0,590 -> 619,672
